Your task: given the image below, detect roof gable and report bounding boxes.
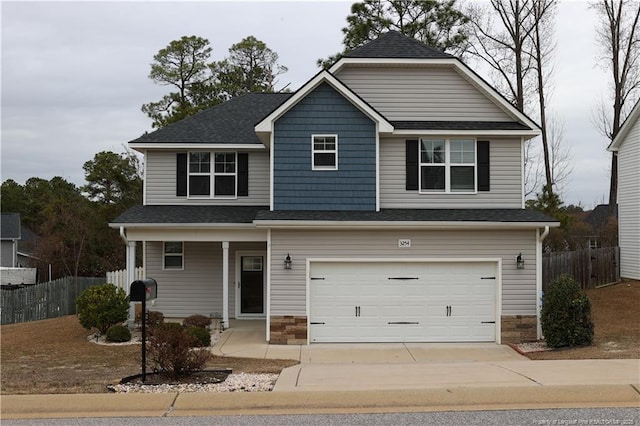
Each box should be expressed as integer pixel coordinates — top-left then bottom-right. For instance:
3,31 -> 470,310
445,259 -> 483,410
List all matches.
345,30 -> 454,59
608,99 -> 640,151
254,70 -> 394,134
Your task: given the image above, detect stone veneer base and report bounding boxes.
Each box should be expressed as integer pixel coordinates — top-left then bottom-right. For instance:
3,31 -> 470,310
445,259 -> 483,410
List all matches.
501,315 -> 538,343
270,315 -> 307,345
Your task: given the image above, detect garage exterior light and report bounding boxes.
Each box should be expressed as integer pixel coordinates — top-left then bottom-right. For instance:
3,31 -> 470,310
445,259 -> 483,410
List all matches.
284,253 -> 292,270
516,253 -> 525,269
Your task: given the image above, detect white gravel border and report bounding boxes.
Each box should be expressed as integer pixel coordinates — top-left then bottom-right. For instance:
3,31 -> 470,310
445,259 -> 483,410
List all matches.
109,373 -> 279,393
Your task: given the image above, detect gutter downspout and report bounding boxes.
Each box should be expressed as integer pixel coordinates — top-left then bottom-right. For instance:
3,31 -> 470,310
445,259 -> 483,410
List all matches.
536,226 -> 550,339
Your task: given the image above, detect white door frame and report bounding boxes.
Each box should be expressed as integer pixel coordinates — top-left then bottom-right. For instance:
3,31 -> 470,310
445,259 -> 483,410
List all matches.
306,257 -> 502,344
235,250 -> 268,318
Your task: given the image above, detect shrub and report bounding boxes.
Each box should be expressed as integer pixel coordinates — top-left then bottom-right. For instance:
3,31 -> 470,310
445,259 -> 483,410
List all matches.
186,326 -> 211,347
183,314 -> 211,329
106,324 -> 132,343
76,283 -> 129,334
541,274 -> 594,348
147,322 -> 211,379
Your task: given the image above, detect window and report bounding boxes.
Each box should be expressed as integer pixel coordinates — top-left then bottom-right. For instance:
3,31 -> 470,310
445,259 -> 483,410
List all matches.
163,242 -> 183,270
312,135 -> 337,170
419,138 -> 476,193
187,152 -> 236,197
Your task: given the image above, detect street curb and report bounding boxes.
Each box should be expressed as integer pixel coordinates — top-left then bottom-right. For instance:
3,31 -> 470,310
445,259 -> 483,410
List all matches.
2,385 -> 639,419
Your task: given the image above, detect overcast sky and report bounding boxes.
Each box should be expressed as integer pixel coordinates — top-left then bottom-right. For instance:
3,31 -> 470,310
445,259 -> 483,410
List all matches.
1,1 -> 614,209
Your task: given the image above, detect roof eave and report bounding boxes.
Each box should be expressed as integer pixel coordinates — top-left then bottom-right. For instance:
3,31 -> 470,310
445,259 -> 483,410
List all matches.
128,143 -> 267,150
608,99 -> 640,151
253,220 -> 560,229
109,222 -> 259,229
392,129 -> 540,139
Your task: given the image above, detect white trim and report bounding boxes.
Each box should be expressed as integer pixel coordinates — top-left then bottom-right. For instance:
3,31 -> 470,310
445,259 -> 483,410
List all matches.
536,226 -> 550,340
254,70 -> 394,133
375,123 -> 380,212
330,57 -> 540,134
269,131 -> 275,211
266,229 -> 272,341
306,257 -> 502,344
235,250 -> 267,319
311,134 -> 338,171
222,241 -> 229,328
130,143 -> 266,151
608,99 -> 640,151
254,220 -> 560,229
142,149 -> 148,206
162,241 -> 184,271
521,137 -> 526,209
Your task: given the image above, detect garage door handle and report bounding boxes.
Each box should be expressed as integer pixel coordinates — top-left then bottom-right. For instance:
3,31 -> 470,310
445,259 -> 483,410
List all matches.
310,322 -> 325,325
481,276 -> 496,280
388,277 -> 419,280
481,321 -> 495,324
388,321 -> 419,325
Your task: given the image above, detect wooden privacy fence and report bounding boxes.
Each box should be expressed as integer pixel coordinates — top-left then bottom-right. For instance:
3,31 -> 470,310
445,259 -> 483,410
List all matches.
542,246 -> 620,292
0,276 -> 105,325
106,267 -> 145,292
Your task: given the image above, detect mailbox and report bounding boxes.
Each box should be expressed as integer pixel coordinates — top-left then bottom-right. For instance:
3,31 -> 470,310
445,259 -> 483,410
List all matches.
129,278 -> 158,302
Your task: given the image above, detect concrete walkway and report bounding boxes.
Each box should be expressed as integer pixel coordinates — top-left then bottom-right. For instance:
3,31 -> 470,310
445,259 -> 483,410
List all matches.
2,320 -> 639,419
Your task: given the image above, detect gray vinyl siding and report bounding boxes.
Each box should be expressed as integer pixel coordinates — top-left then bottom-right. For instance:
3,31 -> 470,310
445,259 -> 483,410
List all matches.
145,241 -> 265,318
380,137 -> 523,208
618,117 -> 640,280
144,150 -> 270,205
273,82 -> 377,210
1,240 -> 16,267
335,66 -> 512,121
270,229 -> 537,317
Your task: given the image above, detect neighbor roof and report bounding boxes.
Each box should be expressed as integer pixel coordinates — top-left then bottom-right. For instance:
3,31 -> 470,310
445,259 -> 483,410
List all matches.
129,93 -> 291,145
345,30 -> 453,59
1,213 -> 21,239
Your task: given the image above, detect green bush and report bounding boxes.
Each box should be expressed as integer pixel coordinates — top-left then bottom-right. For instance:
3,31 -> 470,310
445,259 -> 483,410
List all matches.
541,275 -> 594,348
186,326 -> 211,347
147,322 -> 211,379
105,324 -> 132,342
183,314 -> 211,329
76,284 -> 129,334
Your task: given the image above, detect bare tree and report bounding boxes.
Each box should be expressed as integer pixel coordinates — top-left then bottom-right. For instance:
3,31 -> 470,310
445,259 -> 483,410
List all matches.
547,115 -> 573,194
592,0 -> 640,209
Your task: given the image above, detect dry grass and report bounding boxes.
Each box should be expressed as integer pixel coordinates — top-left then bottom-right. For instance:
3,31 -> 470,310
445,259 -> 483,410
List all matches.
0,315 -> 297,395
526,279 -> 640,360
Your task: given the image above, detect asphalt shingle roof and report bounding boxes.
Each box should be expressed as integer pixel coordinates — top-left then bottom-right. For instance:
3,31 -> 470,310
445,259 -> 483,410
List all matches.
129,93 -> 292,144
1,213 -> 21,239
392,121 -> 532,131
345,30 -> 454,59
111,206 -> 557,225
111,205 -> 270,225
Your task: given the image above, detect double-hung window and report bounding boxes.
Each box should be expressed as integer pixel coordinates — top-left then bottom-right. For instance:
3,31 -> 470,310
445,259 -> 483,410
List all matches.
419,138 -> 476,193
312,135 -> 338,170
163,242 -> 183,270
188,152 -> 236,197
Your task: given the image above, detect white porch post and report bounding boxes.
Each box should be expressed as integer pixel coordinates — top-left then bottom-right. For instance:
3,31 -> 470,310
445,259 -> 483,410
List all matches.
222,241 -> 230,329
126,240 -> 136,323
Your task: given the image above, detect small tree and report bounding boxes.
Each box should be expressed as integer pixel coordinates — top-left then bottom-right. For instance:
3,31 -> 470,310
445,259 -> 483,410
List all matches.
76,283 -> 130,334
541,275 -> 594,348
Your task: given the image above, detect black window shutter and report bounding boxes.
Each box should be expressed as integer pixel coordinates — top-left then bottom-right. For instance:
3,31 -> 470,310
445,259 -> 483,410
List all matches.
176,153 -> 187,196
237,153 -> 249,196
405,139 -> 419,191
477,141 -> 490,192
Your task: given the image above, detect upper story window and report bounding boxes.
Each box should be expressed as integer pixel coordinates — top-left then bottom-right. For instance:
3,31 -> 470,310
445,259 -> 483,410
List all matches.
163,242 -> 184,270
188,152 -> 236,198
419,139 -> 476,193
312,135 -> 338,170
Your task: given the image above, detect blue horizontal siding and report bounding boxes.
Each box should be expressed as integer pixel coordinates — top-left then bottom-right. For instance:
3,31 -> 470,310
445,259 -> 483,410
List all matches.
273,83 -> 377,211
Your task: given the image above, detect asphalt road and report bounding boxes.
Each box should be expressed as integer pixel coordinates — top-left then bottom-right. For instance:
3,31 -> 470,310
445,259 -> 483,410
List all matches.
3,407 -> 638,425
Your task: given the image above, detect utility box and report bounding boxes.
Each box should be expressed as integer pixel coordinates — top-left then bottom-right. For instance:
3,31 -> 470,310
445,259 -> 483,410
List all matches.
129,278 -> 158,302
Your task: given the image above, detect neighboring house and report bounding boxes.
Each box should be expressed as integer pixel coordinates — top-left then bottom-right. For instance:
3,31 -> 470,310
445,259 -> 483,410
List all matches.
1,213 -> 21,267
608,100 -> 640,280
112,31 -> 559,345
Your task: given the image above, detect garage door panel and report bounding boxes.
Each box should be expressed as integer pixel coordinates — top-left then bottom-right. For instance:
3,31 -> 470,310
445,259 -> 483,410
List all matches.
310,261 -> 497,343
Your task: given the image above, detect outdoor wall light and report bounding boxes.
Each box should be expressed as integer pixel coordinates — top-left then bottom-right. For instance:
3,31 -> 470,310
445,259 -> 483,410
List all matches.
284,253 -> 292,270
516,253 -> 525,269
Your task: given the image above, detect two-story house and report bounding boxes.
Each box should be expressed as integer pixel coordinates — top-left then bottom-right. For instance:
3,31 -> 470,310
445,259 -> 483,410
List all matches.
112,31 -> 558,345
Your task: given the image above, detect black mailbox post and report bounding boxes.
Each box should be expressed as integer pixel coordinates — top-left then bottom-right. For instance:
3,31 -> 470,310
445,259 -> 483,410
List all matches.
129,278 -> 158,382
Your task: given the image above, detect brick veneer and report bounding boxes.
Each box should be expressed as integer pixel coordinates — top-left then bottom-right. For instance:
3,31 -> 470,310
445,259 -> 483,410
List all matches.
501,315 -> 537,343
270,316 -> 307,344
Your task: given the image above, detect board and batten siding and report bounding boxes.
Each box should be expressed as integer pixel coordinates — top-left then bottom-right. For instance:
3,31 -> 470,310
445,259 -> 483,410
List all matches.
144,150 -> 270,205
380,137 -> 523,208
618,116 -> 640,280
335,66 -> 512,121
145,241 -> 265,318
273,82 -> 377,210
270,229 -> 537,317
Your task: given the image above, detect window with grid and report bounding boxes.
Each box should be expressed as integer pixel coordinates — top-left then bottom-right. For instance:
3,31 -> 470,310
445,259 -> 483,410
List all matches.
312,135 -> 337,170
419,139 -> 476,193
187,152 -> 236,197
163,242 -> 183,270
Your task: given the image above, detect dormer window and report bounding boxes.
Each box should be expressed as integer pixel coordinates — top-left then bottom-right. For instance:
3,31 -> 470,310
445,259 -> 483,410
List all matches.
312,135 -> 338,170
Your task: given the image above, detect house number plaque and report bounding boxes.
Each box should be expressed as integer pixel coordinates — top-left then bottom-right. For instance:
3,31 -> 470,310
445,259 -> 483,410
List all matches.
398,239 -> 411,248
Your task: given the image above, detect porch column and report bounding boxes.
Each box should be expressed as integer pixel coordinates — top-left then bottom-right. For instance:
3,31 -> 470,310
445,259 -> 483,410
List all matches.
126,240 -> 136,323
222,241 -> 229,329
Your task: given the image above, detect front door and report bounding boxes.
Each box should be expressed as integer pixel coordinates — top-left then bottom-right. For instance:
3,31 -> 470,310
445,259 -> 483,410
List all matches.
240,256 -> 264,314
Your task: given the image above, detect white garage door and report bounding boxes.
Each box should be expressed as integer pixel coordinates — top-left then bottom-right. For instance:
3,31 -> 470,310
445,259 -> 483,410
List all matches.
309,261 -> 497,343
